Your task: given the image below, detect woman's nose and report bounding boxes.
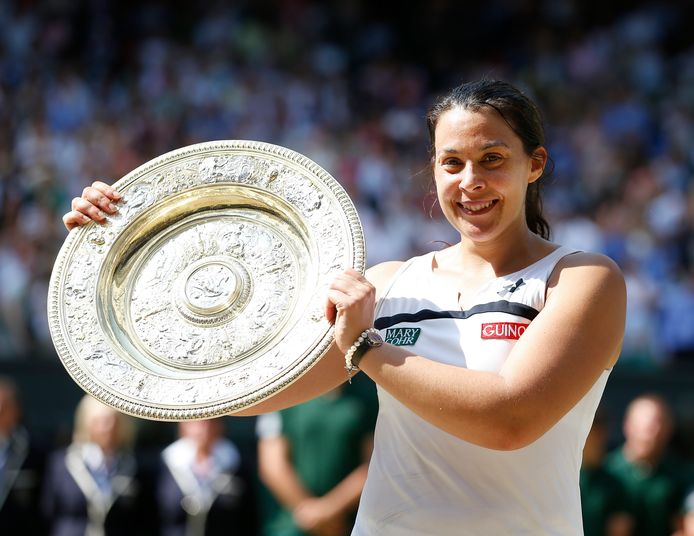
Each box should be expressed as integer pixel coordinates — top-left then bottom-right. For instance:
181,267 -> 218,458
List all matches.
458,165 -> 484,191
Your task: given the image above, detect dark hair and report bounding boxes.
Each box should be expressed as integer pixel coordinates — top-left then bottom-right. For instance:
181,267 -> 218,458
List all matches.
426,79 -> 551,240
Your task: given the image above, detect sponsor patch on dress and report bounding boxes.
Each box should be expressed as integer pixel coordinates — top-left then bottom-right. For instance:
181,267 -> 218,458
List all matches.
385,327 -> 421,346
481,322 -> 529,340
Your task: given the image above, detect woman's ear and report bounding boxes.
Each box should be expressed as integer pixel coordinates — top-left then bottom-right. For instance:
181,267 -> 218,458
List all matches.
528,147 -> 548,184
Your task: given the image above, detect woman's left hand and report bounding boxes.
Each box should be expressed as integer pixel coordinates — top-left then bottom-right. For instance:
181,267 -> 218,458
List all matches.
325,268 -> 376,354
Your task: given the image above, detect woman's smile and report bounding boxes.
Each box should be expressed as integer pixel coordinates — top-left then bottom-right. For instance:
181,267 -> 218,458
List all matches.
457,199 -> 499,215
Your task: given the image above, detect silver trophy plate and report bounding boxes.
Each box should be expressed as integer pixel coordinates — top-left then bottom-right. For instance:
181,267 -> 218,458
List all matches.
48,140 -> 365,420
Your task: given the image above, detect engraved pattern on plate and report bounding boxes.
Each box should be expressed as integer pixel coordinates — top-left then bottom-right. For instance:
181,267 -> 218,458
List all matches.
48,140 -> 364,420
129,219 -> 298,368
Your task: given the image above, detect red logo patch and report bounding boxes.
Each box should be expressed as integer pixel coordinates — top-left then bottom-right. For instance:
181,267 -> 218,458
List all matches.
481,322 -> 529,340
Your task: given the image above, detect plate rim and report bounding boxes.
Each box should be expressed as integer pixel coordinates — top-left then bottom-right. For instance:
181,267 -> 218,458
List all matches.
48,139 -> 365,420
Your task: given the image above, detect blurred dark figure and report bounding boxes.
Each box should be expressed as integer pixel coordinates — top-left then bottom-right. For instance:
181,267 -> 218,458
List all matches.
41,395 -> 156,536
606,394 -> 687,536
257,385 -> 376,536
0,377 -> 46,535
156,418 -> 258,536
580,408 -> 633,536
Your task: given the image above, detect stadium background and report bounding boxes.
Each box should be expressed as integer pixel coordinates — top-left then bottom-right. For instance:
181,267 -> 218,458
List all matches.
0,0 -> 693,466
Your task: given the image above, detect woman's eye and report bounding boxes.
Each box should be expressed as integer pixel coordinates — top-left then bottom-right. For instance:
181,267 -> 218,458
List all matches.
442,159 -> 462,166
482,154 -> 502,163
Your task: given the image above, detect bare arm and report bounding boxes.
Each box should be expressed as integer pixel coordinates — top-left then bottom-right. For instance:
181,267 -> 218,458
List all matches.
232,262 -> 402,416
331,252 -> 626,450
233,345 -> 348,416
606,512 -> 634,536
257,409 -> 373,535
309,434 -> 373,515
258,435 -> 312,510
62,181 -> 402,416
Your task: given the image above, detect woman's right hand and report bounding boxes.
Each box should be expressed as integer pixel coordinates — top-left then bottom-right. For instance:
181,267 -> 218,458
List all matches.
325,268 -> 377,354
62,181 -> 122,231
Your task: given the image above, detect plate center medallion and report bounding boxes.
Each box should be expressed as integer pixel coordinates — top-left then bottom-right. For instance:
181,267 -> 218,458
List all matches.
184,262 -> 239,315
173,255 -> 252,327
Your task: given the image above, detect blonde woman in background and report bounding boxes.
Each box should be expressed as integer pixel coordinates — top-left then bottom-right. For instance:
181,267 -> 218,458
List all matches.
156,418 -> 258,536
41,395 -> 156,536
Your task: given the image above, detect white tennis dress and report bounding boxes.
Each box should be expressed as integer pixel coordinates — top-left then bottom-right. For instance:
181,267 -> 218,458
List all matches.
352,246 -> 610,535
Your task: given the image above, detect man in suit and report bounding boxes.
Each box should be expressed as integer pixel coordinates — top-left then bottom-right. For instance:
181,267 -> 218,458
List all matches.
0,377 -> 46,535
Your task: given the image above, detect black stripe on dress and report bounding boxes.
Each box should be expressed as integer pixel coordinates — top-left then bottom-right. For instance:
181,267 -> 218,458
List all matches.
374,300 -> 539,330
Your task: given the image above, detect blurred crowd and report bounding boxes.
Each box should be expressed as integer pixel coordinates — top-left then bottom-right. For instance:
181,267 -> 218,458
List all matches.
0,380 -> 260,535
0,0 -> 694,365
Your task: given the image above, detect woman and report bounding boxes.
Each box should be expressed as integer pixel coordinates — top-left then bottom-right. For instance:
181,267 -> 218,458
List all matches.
41,395 -> 155,536
64,79 -> 626,534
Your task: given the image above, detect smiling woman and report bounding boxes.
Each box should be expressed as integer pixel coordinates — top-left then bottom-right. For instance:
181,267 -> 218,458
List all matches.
431,105 -> 547,246
326,80 -> 625,535
427,79 -> 552,241
63,79 -> 626,535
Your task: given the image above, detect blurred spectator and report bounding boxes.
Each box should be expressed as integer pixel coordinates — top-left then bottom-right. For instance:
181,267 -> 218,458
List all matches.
659,273 -> 694,362
41,395 -> 156,536
580,407 -> 633,536
673,489 -> 694,536
0,376 -> 45,535
257,384 -> 377,536
156,418 -> 258,536
606,394 -> 687,536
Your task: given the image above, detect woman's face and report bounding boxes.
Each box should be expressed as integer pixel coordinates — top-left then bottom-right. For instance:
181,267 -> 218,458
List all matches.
433,106 -> 546,244
179,419 -> 222,451
88,407 -> 120,451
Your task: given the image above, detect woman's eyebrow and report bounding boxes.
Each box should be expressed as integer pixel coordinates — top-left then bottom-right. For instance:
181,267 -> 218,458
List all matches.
439,141 -> 510,154
481,140 -> 510,150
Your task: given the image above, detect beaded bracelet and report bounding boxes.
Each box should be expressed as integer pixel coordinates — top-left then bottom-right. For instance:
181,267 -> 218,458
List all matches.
344,329 -> 368,381
344,328 -> 382,383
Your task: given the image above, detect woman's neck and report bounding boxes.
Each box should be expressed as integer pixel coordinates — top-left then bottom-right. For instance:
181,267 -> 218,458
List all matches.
451,229 -> 551,279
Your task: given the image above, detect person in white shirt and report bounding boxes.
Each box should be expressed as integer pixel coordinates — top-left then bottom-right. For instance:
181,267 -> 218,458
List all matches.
41,394 -> 154,536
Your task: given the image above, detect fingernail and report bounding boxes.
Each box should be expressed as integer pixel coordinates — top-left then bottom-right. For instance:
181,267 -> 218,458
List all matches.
108,203 -> 117,212
98,211 -> 107,219
112,191 -> 122,199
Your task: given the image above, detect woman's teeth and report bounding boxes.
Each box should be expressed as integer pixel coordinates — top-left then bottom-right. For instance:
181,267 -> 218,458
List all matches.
462,201 -> 494,212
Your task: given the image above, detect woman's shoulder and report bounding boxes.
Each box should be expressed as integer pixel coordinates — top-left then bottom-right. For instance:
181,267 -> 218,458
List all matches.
366,260 -> 405,279
366,261 -> 405,300
553,249 -> 623,276
367,252 -> 441,301
548,249 -> 625,301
